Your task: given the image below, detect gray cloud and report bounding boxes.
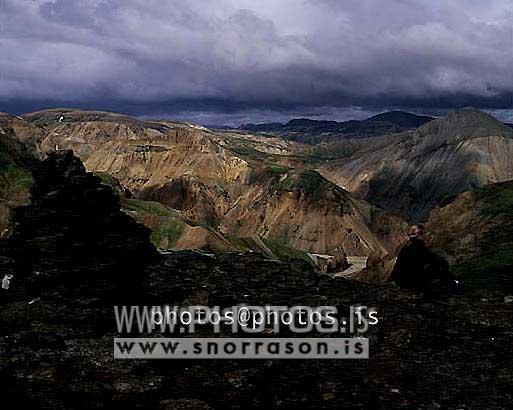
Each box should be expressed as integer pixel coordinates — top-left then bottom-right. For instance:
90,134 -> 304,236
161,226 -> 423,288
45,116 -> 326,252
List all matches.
1,0 -> 511,124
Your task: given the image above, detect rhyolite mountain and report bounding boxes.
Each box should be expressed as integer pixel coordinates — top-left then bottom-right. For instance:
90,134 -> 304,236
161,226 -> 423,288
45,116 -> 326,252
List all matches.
319,108 -> 513,221
239,110 -> 434,143
4,107 -> 512,256
0,114 -> 314,261
5,108 -> 406,256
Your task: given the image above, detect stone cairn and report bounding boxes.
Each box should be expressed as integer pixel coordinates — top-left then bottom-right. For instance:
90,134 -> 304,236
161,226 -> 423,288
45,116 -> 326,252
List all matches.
4,150 -> 158,298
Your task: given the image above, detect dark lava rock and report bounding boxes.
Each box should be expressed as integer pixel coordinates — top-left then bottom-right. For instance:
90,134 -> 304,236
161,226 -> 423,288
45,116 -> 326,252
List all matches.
1,247 -> 512,409
1,150 -> 158,300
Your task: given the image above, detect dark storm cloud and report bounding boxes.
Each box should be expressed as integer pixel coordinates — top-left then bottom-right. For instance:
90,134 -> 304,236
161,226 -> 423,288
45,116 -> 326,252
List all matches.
1,0 -> 511,124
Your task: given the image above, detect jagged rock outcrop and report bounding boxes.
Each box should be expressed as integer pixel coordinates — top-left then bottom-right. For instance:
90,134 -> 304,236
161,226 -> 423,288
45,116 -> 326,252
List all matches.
3,150 -> 157,297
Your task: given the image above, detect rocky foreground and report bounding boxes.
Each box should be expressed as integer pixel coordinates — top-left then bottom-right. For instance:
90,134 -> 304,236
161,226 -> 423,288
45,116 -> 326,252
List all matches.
0,152 -> 512,409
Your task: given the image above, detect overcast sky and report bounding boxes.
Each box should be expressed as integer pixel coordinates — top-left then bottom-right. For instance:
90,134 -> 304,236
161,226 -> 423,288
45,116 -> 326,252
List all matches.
1,0 -> 512,125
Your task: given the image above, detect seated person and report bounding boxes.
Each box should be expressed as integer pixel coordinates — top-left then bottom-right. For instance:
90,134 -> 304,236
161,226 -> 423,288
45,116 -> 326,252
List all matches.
390,224 -> 459,294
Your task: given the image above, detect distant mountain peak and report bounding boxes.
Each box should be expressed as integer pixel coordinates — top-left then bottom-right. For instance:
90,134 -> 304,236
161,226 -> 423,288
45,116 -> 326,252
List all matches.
416,108 -> 513,141
446,107 -> 497,121
366,111 -> 434,128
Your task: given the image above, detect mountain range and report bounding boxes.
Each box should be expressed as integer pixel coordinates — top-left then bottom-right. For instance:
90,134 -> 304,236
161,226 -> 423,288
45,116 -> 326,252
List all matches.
239,110 -> 435,144
1,107 -> 512,280
0,109 -> 406,258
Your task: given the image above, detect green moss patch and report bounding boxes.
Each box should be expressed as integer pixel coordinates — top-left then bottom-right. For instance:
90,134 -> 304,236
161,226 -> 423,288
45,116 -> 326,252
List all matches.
122,198 -> 186,249
262,237 -> 314,267
476,181 -> 513,218
0,151 -> 33,198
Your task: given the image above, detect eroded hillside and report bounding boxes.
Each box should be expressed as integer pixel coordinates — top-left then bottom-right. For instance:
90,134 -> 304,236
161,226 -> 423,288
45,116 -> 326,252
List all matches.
427,180 -> 513,293
13,109 -> 406,255
318,108 -> 513,221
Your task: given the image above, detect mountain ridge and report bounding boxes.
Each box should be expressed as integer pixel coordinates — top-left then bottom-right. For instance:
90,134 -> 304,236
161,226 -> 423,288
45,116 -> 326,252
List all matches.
318,108 -> 513,221
239,110 -> 434,144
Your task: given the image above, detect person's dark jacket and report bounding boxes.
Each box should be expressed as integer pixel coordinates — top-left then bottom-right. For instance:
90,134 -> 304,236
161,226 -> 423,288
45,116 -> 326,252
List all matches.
390,238 -> 452,292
